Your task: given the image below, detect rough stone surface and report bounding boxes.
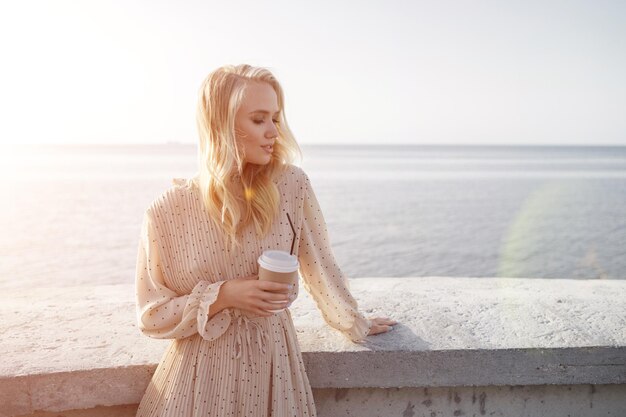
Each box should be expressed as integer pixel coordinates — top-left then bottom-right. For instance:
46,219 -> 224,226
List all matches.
13,385 -> 626,417
14,404 -> 137,417
1,277 -> 625,416
312,384 -> 626,417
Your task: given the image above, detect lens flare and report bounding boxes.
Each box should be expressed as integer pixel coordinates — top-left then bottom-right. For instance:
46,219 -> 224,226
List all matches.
244,186 -> 254,201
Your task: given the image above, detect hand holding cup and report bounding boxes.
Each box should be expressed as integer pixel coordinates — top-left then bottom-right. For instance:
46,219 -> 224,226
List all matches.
221,275 -> 292,317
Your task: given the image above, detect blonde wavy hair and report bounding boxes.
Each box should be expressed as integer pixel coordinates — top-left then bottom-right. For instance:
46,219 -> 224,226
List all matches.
191,64 -> 303,252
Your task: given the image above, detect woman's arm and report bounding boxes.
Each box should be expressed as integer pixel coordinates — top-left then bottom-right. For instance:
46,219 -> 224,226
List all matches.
135,210 -> 293,340
296,171 -> 372,343
135,210 -> 232,340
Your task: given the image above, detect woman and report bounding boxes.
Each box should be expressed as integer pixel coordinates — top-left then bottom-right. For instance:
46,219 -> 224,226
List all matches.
134,64 -> 397,417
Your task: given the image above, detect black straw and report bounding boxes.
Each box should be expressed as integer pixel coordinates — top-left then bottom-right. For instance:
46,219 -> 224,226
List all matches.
286,213 -> 296,255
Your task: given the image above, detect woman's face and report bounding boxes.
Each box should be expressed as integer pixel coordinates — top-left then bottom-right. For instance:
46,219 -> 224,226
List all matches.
234,81 -> 280,167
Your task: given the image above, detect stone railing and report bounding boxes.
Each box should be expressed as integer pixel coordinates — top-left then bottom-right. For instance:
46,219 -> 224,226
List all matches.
1,277 -> 625,417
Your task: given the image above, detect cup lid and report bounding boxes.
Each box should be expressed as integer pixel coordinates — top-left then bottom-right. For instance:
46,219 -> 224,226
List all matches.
258,250 -> 299,273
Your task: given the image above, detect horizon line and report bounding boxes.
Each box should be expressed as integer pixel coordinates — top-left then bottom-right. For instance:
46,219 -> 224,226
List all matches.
2,142 -> 625,148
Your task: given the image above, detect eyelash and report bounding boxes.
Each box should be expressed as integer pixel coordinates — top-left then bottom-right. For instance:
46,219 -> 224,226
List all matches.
254,119 -> 280,125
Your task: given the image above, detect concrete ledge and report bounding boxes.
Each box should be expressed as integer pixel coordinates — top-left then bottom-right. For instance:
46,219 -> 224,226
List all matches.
10,385 -> 626,417
305,346 -> 626,388
1,277 -> 625,416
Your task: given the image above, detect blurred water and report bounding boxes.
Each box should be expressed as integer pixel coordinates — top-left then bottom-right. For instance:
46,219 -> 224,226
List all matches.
0,143 -> 624,291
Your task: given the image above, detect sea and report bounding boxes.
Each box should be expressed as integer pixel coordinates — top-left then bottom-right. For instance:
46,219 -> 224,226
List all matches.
1,144 -> 625,292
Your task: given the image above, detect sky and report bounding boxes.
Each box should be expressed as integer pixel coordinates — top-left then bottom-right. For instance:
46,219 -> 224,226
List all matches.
0,0 -> 625,146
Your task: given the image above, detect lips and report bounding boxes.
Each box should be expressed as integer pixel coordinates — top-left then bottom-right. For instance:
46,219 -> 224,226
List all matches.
262,145 -> 273,153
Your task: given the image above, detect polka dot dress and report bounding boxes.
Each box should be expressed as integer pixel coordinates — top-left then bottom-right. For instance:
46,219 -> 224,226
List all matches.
134,164 -> 372,417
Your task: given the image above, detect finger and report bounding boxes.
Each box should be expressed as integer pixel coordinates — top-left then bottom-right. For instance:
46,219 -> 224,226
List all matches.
258,281 -> 291,293
241,275 -> 258,280
260,300 -> 289,311
371,324 -> 393,334
370,326 -> 383,335
263,292 -> 291,302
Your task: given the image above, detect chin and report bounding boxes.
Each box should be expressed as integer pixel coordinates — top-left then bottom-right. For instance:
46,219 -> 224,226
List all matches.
258,154 -> 273,165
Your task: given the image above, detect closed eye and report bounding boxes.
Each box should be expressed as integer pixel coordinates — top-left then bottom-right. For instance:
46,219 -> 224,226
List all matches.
253,119 -> 280,125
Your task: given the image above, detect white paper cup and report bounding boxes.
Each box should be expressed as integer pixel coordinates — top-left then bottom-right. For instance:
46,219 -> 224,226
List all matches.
257,250 -> 299,313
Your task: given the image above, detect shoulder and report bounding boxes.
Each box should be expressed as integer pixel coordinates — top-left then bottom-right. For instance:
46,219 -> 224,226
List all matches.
273,164 -> 313,199
276,163 -> 311,187
144,177 -> 195,221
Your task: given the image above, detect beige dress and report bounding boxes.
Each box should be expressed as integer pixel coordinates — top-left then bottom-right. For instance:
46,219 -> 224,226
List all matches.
134,164 -> 372,417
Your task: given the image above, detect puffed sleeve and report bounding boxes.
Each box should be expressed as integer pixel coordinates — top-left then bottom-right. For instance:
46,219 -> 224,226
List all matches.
297,171 -> 372,343
135,210 -> 232,340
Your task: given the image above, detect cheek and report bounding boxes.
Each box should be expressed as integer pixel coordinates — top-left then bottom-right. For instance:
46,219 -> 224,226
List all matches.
236,127 -> 261,154
237,122 -> 262,141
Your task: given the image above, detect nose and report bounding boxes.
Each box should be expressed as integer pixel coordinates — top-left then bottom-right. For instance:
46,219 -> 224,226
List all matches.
266,123 -> 279,139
